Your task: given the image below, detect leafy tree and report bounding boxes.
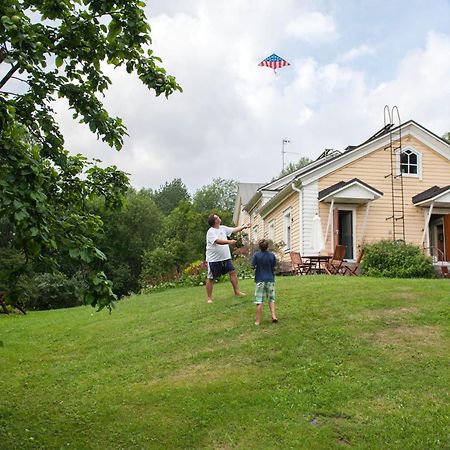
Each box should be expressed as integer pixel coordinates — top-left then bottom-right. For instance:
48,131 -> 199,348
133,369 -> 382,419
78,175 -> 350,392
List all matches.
192,178 -> 238,215
162,201 -> 206,262
273,156 -> 313,180
0,0 -> 181,310
151,178 -> 190,215
95,189 -> 164,296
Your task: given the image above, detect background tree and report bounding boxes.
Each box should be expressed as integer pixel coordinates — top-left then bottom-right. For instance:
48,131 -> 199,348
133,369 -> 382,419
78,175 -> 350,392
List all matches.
192,178 -> 238,216
140,201 -> 206,287
94,189 -> 164,297
150,178 -> 190,215
273,156 -> 313,180
0,0 -> 181,310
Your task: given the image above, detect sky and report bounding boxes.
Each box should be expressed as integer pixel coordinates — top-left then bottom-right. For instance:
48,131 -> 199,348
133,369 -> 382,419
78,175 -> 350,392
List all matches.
54,0 -> 450,194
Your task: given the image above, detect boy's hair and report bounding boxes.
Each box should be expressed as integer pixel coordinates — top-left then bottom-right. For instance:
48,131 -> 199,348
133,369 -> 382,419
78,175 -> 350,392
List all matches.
207,214 -> 217,227
258,239 -> 269,251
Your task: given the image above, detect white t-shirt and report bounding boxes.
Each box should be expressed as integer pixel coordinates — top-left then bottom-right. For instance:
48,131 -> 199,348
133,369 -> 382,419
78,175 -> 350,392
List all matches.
206,225 -> 234,262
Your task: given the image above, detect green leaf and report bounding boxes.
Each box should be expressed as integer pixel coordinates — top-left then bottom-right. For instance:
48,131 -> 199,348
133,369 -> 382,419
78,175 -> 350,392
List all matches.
69,248 -> 80,258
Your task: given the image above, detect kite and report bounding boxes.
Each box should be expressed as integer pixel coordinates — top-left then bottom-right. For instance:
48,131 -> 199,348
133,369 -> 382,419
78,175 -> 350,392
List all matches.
258,53 -> 290,73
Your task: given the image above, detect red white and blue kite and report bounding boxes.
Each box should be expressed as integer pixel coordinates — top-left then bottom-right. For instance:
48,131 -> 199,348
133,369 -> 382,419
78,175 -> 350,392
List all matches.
258,53 -> 290,73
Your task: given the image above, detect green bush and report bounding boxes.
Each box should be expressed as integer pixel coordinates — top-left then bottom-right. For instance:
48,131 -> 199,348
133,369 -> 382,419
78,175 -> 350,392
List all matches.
361,240 -> 436,278
233,239 -> 285,277
24,272 -> 84,310
140,247 -> 178,287
232,257 -> 254,280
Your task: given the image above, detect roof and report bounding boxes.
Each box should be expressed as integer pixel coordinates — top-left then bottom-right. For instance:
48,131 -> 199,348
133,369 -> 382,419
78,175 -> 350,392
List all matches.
237,119 -> 450,219
233,182 -> 264,224
412,185 -> 450,205
237,183 -> 264,206
318,178 -> 384,200
258,124 -> 395,193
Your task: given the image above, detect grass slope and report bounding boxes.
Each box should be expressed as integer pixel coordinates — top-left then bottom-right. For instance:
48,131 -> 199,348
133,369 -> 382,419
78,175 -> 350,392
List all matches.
0,276 -> 449,449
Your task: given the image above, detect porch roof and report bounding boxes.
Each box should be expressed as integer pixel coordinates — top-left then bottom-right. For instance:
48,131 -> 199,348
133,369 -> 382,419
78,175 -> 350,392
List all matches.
412,185 -> 450,207
319,178 -> 383,204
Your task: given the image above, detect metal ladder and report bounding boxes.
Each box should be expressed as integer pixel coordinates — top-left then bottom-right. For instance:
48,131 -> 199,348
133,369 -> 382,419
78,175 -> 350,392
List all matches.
384,105 -> 405,242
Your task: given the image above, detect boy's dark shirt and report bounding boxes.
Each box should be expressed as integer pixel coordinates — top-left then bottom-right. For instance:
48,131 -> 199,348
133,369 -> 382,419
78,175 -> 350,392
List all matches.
252,250 -> 276,282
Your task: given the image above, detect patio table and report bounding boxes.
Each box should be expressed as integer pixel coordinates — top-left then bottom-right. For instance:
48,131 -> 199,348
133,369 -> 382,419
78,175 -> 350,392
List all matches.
303,255 -> 332,274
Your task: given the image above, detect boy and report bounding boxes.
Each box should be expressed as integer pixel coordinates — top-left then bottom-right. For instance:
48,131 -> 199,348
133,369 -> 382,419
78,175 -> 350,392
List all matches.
251,239 -> 278,325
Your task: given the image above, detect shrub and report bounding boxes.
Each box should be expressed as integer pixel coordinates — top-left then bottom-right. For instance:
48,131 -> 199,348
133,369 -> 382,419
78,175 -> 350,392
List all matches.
232,257 -> 254,280
23,272 -> 84,310
140,247 -> 178,287
361,240 -> 436,278
233,239 -> 285,275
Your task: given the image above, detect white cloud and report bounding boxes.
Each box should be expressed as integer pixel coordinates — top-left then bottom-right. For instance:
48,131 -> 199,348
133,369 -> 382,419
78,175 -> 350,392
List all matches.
338,44 -> 376,62
51,4 -> 450,194
368,32 -> 450,130
285,12 -> 338,43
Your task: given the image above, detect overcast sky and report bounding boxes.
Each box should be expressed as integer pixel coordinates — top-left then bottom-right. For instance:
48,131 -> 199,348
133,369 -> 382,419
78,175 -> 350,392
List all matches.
55,0 -> 450,194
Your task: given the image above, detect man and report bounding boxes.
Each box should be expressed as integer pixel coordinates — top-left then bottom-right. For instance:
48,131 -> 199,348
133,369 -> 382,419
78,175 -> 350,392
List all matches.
205,214 -> 251,303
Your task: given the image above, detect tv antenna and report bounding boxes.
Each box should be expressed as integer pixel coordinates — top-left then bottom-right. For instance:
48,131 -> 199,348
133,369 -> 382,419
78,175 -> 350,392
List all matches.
281,139 -> 299,171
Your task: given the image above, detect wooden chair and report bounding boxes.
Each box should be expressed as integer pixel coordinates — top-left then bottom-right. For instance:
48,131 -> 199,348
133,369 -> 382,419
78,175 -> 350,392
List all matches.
343,248 -> 365,276
290,252 -> 312,275
324,245 -> 346,275
441,266 -> 450,278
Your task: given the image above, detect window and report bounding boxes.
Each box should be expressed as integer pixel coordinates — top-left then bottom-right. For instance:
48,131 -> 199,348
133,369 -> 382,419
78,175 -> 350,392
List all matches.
283,208 -> 292,251
252,225 -> 258,241
399,147 -> 421,177
268,220 -> 275,241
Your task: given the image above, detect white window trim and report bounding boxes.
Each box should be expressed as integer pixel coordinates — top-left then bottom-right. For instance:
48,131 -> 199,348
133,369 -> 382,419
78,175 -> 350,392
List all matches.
396,146 -> 422,180
333,204 -> 357,262
252,225 -> 259,242
283,208 -> 292,252
268,219 -> 275,241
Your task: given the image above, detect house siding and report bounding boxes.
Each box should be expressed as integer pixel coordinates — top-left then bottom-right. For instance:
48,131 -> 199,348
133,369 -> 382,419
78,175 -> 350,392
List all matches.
301,181 -> 319,255
264,192 -> 300,261
248,198 -> 265,242
318,135 -> 450,253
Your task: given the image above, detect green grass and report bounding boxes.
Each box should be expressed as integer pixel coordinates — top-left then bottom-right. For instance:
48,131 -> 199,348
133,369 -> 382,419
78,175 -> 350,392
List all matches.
1,276 -> 449,449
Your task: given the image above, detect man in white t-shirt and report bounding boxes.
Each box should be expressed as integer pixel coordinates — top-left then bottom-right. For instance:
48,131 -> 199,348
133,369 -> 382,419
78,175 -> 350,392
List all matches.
205,214 -> 251,303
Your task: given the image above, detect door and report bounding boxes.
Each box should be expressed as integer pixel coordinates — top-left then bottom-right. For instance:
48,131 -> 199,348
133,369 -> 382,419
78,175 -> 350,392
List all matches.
338,210 -> 354,259
444,214 -> 450,261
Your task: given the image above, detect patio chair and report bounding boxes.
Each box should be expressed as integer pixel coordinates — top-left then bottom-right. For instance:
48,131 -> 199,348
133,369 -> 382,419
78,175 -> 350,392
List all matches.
324,245 -> 346,275
343,248 -> 365,276
290,252 -> 312,275
441,266 -> 450,278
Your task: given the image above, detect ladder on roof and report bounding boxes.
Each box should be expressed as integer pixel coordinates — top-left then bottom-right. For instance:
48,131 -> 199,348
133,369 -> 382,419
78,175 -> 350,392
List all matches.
384,105 -> 406,242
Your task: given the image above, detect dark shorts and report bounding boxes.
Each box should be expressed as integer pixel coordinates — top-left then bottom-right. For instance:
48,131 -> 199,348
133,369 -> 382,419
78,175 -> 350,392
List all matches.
207,259 -> 235,280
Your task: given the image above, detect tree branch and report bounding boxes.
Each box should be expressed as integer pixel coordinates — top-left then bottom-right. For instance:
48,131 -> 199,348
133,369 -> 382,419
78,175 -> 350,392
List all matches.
11,76 -> 29,83
0,63 -> 20,90
0,91 -> 20,96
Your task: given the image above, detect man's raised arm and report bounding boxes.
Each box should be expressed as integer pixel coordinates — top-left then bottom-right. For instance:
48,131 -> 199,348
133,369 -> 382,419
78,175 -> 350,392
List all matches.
232,223 -> 251,233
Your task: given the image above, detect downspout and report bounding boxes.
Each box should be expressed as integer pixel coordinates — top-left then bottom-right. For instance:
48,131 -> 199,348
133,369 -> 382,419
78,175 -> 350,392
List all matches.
360,200 -> 372,246
291,183 -> 302,253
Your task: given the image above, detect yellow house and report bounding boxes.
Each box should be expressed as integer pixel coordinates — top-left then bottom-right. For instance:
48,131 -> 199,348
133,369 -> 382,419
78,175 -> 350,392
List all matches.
234,120 -> 450,265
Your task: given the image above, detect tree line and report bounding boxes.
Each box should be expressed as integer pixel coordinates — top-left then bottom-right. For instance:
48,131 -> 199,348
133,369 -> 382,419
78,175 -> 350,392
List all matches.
0,177 -> 237,310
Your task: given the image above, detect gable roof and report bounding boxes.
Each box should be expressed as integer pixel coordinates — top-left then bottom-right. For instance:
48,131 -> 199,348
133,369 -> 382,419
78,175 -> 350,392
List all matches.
412,185 -> 450,205
238,183 -> 264,205
318,178 -> 383,201
298,120 -> 450,185
233,182 -> 264,224
250,120 -> 450,216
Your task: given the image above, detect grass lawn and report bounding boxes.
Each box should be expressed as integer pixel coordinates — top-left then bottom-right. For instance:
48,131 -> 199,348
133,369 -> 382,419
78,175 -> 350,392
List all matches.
0,276 -> 449,449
